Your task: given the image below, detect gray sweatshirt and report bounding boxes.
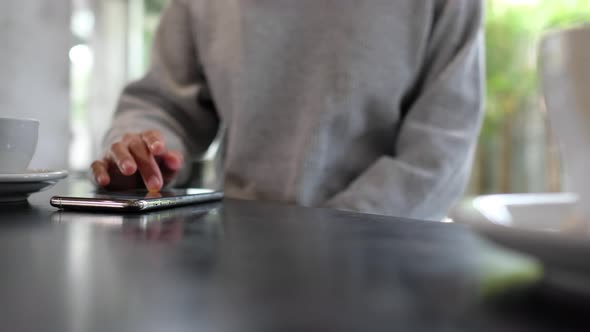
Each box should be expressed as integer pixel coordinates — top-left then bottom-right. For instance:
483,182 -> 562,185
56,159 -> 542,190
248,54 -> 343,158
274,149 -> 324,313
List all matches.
107,0 -> 485,220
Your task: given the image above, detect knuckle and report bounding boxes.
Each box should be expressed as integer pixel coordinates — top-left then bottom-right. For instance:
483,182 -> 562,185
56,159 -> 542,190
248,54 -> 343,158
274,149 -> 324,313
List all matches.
91,162 -> 105,173
145,130 -> 163,144
133,148 -> 155,164
129,147 -> 150,165
135,153 -> 152,165
127,135 -> 142,145
128,138 -> 144,151
111,142 -> 124,152
144,129 -> 159,137
122,133 -> 135,141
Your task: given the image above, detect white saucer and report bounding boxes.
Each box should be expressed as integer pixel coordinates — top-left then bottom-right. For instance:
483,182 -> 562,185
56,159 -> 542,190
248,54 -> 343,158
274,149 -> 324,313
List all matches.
0,169 -> 68,202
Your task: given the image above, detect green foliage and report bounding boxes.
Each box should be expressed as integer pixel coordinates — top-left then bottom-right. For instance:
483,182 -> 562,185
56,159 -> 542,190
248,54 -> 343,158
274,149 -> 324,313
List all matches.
145,0 -> 168,15
483,0 -> 590,138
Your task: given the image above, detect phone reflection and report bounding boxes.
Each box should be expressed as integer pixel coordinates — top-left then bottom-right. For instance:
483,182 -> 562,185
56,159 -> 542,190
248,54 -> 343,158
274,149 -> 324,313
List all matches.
51,202 -> 223,243
143,191 -> 163,199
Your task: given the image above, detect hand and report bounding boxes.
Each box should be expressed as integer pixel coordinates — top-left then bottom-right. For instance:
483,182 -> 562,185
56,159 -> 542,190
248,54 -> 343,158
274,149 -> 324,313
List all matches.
91,130 -> 184,191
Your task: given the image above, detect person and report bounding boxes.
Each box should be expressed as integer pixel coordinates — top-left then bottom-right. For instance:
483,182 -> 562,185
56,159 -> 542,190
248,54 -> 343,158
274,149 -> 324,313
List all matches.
92,0 -> 485,220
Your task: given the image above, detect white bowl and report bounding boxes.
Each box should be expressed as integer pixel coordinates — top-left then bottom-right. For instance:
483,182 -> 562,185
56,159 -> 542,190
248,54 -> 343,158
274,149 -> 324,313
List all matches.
451,192 -> 590,297
471,193 -> 578,231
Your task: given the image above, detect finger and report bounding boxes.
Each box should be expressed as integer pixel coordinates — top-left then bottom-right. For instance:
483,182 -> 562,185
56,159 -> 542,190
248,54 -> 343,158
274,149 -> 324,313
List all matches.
158,151 -> 184,186
141,130 -> 166,155
109,142 -> 137,176
91,160 -> 111,187
161,150 -> 184,171
128,138 -> 163,191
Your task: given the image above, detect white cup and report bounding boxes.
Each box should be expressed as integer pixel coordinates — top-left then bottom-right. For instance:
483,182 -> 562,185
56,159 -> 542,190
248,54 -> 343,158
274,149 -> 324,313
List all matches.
0,117 -> 39,173
541,26 -> 590,218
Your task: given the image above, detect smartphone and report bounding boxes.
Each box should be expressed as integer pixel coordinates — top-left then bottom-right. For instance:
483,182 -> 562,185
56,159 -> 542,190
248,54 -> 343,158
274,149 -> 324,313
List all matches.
50,188 -> 224,212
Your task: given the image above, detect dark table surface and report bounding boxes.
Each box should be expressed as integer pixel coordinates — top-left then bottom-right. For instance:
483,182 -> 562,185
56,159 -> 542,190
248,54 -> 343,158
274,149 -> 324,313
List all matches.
0,178 -> 589,332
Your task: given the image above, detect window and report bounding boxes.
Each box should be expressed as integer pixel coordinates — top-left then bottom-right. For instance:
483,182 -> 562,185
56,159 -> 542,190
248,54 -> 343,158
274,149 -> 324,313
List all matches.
69,0 -> 168,171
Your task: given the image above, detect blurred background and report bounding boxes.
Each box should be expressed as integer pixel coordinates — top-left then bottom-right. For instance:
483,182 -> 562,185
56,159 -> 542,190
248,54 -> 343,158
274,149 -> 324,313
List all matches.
1,0 -> 590,196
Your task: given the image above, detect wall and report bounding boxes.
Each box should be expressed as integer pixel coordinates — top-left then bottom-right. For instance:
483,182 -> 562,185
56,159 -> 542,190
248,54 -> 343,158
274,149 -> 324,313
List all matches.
0,0 -> 70,170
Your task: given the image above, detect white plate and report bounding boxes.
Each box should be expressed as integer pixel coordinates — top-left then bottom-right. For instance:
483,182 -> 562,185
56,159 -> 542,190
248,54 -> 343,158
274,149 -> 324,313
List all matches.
0,169 -> 68,202
451,193 -> 590,297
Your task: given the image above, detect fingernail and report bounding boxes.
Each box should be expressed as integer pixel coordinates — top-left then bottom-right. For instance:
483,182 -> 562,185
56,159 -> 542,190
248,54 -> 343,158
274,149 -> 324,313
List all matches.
147,176 -> 162,190
170,156 -> 183,169
151,142 -> 163,152
97,175 -> 108,185
171,153 -> 184,166
121,161 -> 135,173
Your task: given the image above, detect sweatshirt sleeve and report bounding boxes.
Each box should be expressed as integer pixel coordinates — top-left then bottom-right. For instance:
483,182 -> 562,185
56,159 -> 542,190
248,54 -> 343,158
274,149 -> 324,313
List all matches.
103,0 -> 220,185
325,0 -> 485,220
